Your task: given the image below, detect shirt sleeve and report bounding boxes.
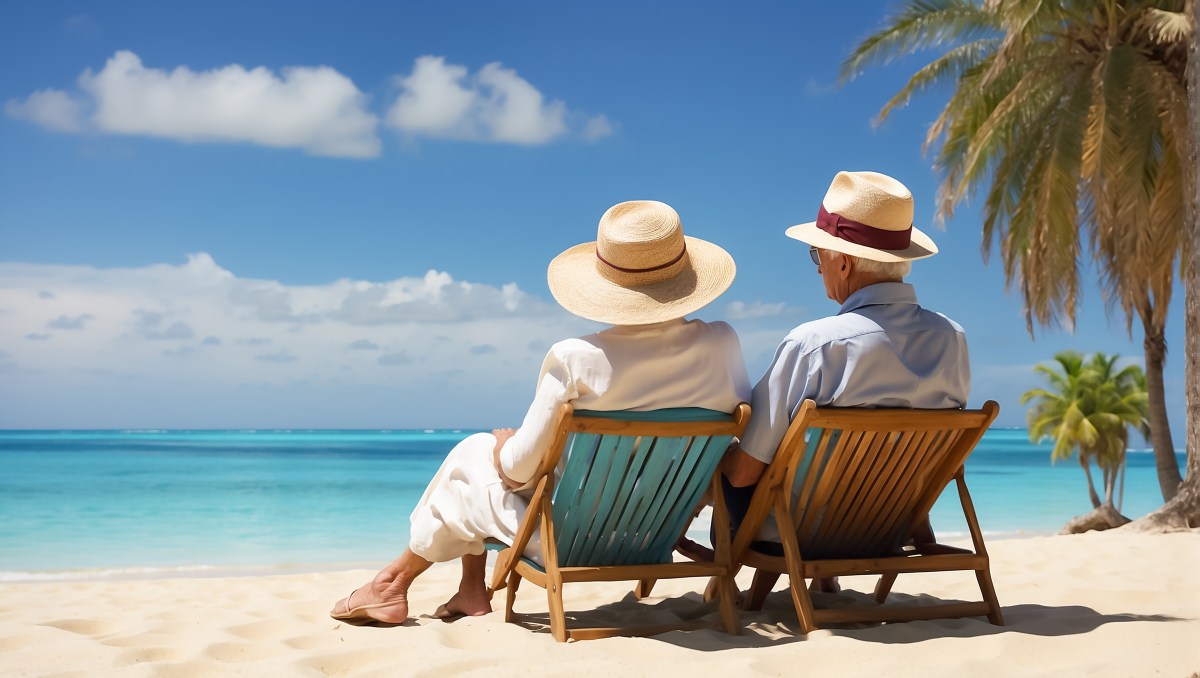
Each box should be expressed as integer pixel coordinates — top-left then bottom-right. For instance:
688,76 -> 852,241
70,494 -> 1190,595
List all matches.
738,337 -> 820,464
498,345 -> 580,485
721,322 -> 753,404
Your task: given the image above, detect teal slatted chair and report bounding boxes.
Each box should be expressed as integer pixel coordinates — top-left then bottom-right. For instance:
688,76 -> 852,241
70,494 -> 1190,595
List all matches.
486,402 -> 750,642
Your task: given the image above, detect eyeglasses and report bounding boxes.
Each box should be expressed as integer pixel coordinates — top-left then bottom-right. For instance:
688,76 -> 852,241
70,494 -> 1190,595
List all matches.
809,246 -> 821,266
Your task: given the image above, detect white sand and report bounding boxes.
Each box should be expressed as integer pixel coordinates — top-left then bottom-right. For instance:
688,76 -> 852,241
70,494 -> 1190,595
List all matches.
2,531 -> 1198,677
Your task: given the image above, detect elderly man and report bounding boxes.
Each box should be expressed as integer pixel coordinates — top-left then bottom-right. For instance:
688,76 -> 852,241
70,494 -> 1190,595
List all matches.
719,170 -> 969,578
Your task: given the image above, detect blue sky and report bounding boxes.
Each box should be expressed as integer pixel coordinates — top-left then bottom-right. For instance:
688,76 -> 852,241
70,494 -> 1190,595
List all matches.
0,1 -> 1186,438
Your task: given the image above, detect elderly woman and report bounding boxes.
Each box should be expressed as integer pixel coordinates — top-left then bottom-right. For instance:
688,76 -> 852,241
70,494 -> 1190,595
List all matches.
331,200 -> 750,625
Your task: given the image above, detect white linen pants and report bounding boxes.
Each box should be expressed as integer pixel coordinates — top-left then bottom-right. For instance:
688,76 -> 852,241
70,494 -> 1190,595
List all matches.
408,433 -> 540,563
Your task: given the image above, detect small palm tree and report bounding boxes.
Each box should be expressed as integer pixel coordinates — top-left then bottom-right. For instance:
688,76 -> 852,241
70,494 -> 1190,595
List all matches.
1022,351 -> 1149,527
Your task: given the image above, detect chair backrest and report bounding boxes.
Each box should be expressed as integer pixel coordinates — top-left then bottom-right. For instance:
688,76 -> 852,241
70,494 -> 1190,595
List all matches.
766,400 -> 998,559
548,405 -> 749,567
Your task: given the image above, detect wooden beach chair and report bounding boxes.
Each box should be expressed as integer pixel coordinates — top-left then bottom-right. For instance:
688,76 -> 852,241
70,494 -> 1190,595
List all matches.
731,399 -> 1004,634
487,403 -> 750,642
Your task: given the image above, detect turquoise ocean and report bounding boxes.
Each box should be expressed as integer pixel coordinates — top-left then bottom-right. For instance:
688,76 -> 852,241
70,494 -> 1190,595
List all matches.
0,429 -> 1186,582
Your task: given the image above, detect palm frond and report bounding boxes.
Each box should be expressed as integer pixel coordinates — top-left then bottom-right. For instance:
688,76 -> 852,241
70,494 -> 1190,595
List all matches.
1136,8 -> 1192,43
841,0 -> 1000,82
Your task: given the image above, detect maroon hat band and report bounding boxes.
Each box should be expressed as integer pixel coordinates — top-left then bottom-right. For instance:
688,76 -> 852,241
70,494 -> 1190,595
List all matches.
816,204 -> 912,250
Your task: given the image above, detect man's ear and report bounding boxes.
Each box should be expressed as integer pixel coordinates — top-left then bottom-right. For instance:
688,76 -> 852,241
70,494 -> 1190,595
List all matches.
837,253 -> 853,279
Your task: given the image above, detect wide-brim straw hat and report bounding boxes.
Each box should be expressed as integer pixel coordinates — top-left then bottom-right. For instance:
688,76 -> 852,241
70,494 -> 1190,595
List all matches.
547,200 -> 736,325
785,171 -> 938,262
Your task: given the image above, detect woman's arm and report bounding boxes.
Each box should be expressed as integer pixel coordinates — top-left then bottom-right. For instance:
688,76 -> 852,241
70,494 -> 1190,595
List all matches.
491,428 -> 522,490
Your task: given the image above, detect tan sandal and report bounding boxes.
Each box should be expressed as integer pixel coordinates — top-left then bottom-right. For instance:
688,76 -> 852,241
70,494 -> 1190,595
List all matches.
330,587 -> 407,627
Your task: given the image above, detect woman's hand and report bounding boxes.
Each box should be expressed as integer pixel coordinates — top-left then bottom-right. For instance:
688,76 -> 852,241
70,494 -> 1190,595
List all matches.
491,428 -> 522,490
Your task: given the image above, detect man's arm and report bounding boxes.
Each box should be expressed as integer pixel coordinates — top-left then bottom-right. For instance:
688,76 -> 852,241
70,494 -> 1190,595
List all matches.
721,444 -> 766,487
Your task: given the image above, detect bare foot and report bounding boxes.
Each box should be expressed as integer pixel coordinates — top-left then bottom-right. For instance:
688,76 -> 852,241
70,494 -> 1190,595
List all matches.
434,588 -> 493,619
809,577 -> 841,594
675,537 -> 715,563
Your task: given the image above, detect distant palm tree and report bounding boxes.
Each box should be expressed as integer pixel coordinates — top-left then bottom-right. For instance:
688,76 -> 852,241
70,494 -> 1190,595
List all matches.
1022,352 -> 1149,526
842,0 -> 1190,505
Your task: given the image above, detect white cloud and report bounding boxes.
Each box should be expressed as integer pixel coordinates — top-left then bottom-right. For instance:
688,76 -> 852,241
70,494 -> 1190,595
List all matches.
9,51 -> 612,154
47,313 -> 93,329
0,254 -> 593,427
5,89 -> 86,132
6,50 -> 380,158
804,78 -> 837,98
725,300 -> 791,320
582,114 -> 614,142
387,56 -> 605,145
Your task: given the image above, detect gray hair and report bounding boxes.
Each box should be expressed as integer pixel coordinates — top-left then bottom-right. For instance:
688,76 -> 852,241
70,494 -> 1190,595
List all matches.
825,250 -> 911,279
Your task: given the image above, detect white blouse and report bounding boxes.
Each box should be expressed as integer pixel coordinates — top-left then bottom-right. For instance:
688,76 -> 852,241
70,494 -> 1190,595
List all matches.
499,318 -> 752,485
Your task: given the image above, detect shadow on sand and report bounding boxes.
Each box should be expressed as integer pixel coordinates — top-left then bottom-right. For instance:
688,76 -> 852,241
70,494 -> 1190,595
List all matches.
497,588 -> 1186,650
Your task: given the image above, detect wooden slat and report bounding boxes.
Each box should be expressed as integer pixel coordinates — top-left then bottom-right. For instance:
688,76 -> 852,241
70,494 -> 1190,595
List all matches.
826,430 -> 896,552
815,429 -> 889,552
806,407 -> 991,430
844,429 -> 918,554
592,435 -> 651,564
795,428 -> 863,541
568,418 -> 740,437
557,561 -> 728,582
868,428 -> 955,550
741,551 -> 988,577
551,432 -> 596,556
613,436 -> 684,563
558,433 -> 622,564
571,434 -> 640,565
629,436 -> 694,560
788,429 -> 835,541
648,435 -> 728,560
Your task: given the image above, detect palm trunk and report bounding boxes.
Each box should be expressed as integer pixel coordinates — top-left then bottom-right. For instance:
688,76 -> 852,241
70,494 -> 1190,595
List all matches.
1143,325 -> 1182,500
1129,0 -> 1200,530
1103,463 -> 1115,508
1080,455 -> 1101,509
1118,454 -> 1126,513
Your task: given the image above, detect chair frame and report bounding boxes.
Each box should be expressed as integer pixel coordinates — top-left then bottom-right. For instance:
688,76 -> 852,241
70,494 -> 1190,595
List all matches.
488,402 -> 751,642
732,399 -> 1004,634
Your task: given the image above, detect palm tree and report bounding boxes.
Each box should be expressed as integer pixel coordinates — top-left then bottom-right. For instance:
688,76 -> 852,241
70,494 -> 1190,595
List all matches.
1022,351 -> 1149,530
842,0 -> 1190,507
1141,0 -> 1200,530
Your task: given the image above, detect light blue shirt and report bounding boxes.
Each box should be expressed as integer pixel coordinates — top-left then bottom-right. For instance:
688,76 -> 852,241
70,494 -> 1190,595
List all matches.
740,282 -> 970,464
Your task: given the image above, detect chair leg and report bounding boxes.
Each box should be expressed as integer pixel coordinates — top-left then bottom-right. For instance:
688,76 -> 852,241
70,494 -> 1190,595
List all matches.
635,578 -> 657,599
976,568 -> 1005,625
744,570 -> 780,611
504,571 -> 522,623
547,578 -> 568,642
776,496 -> 818,634
874,573 -> 898,603
490,550 -> 512,592
715,573 -> 741,635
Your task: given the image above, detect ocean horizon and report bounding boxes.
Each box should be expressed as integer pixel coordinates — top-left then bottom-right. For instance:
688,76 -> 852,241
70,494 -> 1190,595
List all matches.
0,427 -> 1186,583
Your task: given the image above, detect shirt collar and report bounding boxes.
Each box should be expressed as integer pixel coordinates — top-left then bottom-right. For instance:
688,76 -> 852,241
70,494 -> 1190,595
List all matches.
607,317 -> 688,334
838,282 -> 918,315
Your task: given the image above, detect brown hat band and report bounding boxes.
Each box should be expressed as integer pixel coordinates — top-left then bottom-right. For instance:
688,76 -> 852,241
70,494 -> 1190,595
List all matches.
595,244 -> 687,274
816,205 -> 911,251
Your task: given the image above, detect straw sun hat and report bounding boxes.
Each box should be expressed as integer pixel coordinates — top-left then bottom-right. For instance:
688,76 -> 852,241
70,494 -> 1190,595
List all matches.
547,200 -> 735,325
785,171 -> 938,262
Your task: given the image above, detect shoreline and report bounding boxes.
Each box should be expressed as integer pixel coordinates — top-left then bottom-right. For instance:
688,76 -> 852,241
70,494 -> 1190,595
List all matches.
0,526 -> 1062,584
1,531 -> 1197,676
